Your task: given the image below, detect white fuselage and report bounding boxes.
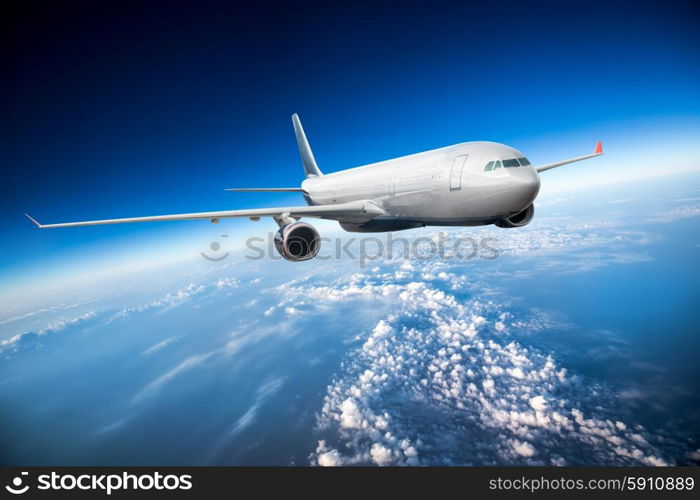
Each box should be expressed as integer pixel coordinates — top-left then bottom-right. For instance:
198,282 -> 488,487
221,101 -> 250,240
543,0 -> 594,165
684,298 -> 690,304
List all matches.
301,141 -> 541,231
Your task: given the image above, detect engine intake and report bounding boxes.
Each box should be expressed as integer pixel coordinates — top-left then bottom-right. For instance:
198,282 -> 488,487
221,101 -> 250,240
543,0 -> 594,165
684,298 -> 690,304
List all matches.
495,203 -> 535,228
274,222 -> 321,261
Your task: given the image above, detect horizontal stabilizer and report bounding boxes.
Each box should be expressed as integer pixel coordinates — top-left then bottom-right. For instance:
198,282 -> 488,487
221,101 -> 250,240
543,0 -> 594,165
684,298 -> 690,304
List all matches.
24,213 -> 41,227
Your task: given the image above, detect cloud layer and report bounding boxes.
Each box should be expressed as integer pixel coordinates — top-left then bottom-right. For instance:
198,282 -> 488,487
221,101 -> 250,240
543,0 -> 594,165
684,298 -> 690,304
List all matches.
289,271 -> 675,466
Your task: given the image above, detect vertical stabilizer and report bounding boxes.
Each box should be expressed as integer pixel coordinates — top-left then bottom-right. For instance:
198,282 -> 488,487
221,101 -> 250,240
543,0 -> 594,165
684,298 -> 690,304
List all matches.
292,113 -> 323,177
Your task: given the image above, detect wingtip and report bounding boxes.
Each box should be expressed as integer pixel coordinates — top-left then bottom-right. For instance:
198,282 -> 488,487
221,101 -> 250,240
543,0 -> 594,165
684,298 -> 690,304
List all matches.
24,213 -> 42,227
595,141 -> 603,155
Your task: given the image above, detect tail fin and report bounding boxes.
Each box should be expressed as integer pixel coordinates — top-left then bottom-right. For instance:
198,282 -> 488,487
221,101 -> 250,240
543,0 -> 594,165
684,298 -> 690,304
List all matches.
292,113 -> 323,177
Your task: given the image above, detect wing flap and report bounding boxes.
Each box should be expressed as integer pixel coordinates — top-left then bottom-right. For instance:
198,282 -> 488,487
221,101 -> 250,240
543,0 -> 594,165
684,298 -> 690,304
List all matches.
25,200 -> 385,229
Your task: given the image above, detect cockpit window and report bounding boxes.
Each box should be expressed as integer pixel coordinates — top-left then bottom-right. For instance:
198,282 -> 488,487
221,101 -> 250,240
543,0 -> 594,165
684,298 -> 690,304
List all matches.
485,157 -> 531,171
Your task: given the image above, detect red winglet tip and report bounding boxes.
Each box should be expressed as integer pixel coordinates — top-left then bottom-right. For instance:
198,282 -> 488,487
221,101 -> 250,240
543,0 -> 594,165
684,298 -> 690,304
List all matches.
595,141 -> 603,155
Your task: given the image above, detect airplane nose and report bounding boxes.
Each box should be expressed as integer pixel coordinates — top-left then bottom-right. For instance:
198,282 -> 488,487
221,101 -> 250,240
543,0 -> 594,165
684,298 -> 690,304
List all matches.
507,167 -> 540,208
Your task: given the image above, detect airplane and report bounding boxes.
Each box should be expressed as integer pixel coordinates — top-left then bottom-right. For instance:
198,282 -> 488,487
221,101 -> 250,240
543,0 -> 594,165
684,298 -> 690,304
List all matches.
25,114 -> 603,261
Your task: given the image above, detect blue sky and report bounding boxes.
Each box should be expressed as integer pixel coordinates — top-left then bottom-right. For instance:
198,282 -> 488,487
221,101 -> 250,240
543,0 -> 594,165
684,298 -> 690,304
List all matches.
2,0 -> 699,297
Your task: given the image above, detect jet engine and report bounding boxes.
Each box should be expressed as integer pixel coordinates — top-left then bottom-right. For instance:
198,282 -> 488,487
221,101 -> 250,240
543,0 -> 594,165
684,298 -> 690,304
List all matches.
274,222 -> 321,261
495,203 -> 535,228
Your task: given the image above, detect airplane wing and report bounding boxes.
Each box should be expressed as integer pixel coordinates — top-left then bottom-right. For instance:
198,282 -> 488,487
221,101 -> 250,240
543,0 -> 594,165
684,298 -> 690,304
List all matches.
535,141 -> 603,173
224,187 -> 304,192
25,200 -> 385,229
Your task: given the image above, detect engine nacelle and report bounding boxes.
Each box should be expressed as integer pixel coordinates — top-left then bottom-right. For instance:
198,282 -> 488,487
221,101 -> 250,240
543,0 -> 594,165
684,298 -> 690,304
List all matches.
274,222 -> 321,261
495,203 -> 535,228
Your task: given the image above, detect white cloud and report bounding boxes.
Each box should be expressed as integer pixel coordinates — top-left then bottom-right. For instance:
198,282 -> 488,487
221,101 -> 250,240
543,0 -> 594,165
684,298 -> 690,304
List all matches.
215,277 -> 240,289
235,376 -> 281,432
339,398 -> 364,429
529,396 -> 548,412
133,324 -> 283,406
132,353 -> 211,404
649,204 -> 700,223
141,336 -> 180,356
511,440 -> 536,457
0,298 -> 97,328
370,443 -> 394,466
228,405 -> 258,437
2,275 -> 248,356
294,267 -> 673,466
316,441 -> 342,466
206,377 -> 287,461
0,310 -> 98,353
